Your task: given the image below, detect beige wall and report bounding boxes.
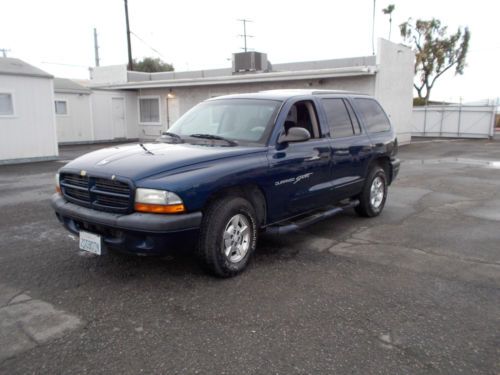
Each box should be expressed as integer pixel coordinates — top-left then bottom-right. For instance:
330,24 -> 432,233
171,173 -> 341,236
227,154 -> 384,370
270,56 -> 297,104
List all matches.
91,90 -> 138,141
136,75 -> 376,140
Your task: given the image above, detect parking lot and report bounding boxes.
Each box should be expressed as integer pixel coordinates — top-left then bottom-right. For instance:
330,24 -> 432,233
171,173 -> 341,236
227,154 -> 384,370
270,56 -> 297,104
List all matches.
0,139 -> 499,374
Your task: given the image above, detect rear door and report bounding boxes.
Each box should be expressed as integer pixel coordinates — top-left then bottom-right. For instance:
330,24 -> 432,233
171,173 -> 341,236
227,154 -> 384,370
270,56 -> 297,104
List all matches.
319,97 -> 373,201
352,97 -> 397,163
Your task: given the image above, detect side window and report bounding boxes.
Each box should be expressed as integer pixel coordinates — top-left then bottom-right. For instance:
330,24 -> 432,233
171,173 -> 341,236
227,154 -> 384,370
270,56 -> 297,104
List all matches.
321,98 -> 354,138
344,100 -> 362,134
354,98 -> 391,133
284,101 -> 320,138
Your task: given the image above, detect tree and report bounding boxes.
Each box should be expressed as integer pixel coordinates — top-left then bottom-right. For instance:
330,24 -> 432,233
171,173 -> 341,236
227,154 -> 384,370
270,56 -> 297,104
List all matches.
400,19 -> 470,102
382,4 -> 395,40
132,57 -> 174,72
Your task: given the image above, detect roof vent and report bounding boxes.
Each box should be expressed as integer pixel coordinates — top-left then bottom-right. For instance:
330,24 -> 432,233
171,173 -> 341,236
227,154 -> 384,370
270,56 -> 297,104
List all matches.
232,51 -> 268,74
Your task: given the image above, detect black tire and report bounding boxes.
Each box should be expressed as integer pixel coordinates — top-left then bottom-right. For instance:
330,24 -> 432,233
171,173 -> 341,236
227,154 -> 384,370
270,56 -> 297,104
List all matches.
355,165 -> 388,217
197,196 -> 258,277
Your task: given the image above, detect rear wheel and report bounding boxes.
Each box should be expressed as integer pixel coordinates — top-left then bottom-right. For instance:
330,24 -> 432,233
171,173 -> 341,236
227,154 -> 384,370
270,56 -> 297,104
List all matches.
197,196 -> 258,277
355,166 -> 388,217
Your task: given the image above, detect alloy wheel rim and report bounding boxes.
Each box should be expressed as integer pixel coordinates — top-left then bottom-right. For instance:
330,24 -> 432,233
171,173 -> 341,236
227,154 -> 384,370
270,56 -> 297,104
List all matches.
370,176 -> 385,209
222,214 -> 251,263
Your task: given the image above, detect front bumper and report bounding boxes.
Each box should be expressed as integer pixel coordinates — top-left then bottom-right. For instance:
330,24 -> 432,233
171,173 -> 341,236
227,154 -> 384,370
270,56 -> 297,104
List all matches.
51,194 -> 202,255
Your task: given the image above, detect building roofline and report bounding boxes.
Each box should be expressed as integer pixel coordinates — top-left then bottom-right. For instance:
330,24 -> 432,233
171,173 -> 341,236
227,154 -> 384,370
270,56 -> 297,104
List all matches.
90,65 -> 377,90
0,58 -> 53,79
0,71 -> 54,79
53,77 -> 92,94
54,88 -> 92,95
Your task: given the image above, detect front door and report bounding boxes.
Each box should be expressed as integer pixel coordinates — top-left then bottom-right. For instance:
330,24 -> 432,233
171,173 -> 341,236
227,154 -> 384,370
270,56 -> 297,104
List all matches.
266,100 -> 333,222
112,98 -> 126,139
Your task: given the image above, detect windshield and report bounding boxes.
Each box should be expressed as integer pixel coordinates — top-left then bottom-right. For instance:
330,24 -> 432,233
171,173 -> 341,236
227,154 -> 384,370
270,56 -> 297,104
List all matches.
168,99 -> 282,145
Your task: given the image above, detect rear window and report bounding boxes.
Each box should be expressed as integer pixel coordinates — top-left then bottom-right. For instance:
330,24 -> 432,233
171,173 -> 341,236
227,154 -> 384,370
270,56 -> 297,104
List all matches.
321,98 -> 355,138
354,98 -> 391,133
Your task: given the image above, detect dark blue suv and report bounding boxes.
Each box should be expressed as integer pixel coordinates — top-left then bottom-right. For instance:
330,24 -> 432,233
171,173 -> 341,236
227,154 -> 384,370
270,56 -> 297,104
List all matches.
52,90 -> 400,277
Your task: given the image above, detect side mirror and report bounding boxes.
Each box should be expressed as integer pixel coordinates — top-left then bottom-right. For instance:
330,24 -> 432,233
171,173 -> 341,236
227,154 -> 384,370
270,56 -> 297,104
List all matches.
278,127 -> 311,144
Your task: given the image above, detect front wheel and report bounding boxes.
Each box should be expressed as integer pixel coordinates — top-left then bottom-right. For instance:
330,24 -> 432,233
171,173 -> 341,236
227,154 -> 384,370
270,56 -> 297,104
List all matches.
197,196 -> 258,277
355,166 -> 388,217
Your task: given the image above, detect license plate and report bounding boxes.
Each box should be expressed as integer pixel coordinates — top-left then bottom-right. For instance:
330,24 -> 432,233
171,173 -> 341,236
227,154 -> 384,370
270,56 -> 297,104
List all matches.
79,231 -> 102,255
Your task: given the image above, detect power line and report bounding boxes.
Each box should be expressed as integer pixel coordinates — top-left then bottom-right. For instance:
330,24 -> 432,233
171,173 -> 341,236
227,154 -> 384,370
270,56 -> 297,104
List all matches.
0,48 -> 10,58
130,31 -> 166,59
41,61 -> 90,68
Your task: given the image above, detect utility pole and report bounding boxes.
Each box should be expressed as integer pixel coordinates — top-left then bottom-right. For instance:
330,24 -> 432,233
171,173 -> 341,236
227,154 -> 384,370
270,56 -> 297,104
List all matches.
372,0 -> 376,55
0,48 -> 10,58
124,0 -> 133,70
238,19 -> 253,52
93,28 -> 100,67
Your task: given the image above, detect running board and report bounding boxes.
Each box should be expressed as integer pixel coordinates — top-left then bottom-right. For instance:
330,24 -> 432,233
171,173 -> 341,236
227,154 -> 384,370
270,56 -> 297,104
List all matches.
265,200 -> 359,235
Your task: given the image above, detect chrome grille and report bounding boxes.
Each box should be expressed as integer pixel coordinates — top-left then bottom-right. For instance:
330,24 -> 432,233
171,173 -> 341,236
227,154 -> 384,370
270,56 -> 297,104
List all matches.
60,173 -> 132,213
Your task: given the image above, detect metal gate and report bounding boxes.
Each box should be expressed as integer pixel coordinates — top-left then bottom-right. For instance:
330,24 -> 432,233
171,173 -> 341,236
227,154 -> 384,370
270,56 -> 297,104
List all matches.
411,104 -> 497,138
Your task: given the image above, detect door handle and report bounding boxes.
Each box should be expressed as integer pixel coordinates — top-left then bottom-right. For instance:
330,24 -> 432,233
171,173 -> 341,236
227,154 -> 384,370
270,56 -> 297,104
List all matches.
305,155 -> 321,161
305,150 -> 329,161
333,150 -> 350,156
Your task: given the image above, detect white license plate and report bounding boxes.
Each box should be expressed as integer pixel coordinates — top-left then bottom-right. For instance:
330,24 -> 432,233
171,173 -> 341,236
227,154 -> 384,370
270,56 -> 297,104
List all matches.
79,230 -> 102,255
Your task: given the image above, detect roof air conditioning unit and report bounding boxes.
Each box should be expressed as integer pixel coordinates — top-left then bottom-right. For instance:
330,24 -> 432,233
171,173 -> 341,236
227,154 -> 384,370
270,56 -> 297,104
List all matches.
232,51 -> 268,74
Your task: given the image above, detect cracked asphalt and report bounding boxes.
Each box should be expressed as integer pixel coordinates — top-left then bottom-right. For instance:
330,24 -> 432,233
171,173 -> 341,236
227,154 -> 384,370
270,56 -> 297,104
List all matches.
0,139 -> 499,374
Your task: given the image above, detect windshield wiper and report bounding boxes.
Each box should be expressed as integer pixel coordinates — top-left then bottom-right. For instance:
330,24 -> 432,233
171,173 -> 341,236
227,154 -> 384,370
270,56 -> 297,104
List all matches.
157,131 -> 183,143
189,134 -> 238,146
162,131 -> 181,139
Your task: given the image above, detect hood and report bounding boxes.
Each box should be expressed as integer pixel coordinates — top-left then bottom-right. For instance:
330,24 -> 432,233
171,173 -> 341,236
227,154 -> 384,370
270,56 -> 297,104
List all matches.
61,142 -> 265,181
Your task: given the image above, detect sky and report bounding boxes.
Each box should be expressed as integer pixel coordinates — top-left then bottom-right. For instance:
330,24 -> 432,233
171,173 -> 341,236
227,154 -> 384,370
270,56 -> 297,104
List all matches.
1,0 -> 499,102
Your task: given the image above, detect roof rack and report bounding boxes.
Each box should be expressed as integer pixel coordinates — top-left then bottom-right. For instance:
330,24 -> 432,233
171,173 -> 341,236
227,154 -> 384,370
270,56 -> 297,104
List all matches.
258,89 -> 366,96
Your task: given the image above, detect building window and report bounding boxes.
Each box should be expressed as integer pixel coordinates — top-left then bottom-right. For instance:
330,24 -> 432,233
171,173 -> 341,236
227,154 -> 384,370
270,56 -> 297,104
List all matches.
139,97 -> 160,124
55,100 -> 68,115
0,93 -> 14,116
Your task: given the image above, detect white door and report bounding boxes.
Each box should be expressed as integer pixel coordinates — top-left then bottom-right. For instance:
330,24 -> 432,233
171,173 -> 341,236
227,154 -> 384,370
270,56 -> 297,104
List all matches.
112,98 -> 126,139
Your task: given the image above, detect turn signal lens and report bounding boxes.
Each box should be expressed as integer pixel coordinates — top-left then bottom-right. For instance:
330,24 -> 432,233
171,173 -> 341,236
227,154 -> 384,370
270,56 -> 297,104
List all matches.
55,173 -> 61,194
134,203 -> 185,214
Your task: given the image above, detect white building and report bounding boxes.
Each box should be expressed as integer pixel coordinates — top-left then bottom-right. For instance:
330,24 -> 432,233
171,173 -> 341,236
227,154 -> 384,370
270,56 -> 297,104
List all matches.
54,78 -> 93,144
54,78 -> 138,144
0,58 -> 58,164
90,39 -> 415,144
1,38 -> 414,164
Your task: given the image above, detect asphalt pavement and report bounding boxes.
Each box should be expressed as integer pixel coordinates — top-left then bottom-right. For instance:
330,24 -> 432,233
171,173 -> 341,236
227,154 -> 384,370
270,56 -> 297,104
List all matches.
0,138 -> 499,374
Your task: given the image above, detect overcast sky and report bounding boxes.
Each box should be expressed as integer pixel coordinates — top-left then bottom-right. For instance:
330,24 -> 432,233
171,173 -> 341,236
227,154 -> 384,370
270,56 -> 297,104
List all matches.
1,0 -> 499,102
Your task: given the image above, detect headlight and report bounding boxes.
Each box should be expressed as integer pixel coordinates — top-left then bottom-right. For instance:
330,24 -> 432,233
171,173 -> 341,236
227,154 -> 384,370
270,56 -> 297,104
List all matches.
134,188 -> 185,214
55,173 -> 61,193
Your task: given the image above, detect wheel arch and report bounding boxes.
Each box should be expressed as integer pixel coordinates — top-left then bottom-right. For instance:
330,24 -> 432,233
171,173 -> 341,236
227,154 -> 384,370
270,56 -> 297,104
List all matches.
369,156 -> 393,185
202,184 -> 268,227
